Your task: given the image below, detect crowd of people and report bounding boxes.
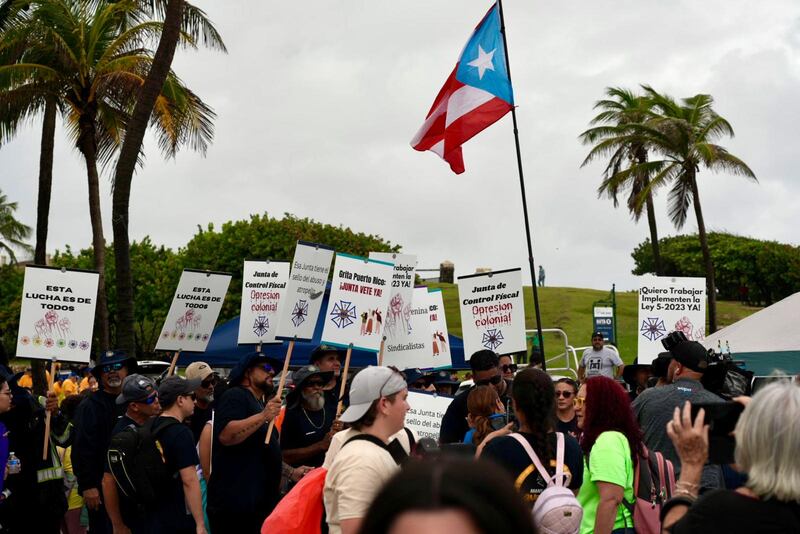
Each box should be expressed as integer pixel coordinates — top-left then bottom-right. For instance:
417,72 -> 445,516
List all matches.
0,330 -> 798,534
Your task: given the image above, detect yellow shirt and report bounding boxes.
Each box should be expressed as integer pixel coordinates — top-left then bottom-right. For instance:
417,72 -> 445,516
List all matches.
79,376 -> 90,392
58,446 -> 84,510
62,378 -> 78,397
17,374 -> 32,389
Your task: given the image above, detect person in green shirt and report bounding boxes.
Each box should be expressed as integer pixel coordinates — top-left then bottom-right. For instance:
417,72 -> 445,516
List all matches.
575,376 -> 643,534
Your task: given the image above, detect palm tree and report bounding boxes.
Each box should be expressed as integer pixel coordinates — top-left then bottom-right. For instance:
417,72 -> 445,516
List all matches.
0,190 -> 32,262
0,0 -> 220,350
628,88 -> 757,333
580,87 -> 664,275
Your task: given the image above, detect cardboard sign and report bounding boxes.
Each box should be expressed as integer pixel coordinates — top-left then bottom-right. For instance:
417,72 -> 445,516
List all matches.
457,268 -> 526,357
275,241 -> 335,341
637,275 -> 706,364
237,261 -> 290,345
428,288 -> 452,367
383,287 -> 435,369
156,269 -> 232,352
368,252 -> 417,344
406,391 -> 454,441
320,253 -> 394,353
16,266 -> 99,363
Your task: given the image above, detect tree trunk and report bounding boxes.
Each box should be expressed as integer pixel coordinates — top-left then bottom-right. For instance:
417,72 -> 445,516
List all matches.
689,170 -> 717,334
643,181 -> 663,276
31,98 -> 57,396
79,112 -> 111,351
111,0 -> 184,356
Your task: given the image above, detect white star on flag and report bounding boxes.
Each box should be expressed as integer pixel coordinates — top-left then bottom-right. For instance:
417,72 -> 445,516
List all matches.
467,45 -> 496,79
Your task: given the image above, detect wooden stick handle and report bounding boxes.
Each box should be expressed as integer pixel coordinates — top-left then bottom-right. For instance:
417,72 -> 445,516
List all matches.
377,336 -> 386,366
336,344 -> 353,418
167,350 -> 181,376
42,358 -> 57,460
265,339 -> 295,443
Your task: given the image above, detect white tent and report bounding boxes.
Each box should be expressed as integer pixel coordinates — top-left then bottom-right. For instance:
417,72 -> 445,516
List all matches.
703,292 -> 800,375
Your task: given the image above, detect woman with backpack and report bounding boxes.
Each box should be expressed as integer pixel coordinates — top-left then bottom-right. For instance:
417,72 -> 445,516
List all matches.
575,376 -> 643,534
481,368 -> 584,512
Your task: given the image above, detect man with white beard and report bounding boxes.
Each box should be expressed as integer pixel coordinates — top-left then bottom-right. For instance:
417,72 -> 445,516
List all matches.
73,350 -> 138,534
281,365 -> 343,468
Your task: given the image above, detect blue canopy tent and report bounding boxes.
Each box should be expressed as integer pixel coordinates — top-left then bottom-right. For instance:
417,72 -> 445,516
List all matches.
177,287 -> 467,369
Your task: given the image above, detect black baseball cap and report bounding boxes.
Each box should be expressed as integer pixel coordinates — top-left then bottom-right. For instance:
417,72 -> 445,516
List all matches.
158,376 -> 202,406
591,331 -> 604,339
669,341 -> 710,373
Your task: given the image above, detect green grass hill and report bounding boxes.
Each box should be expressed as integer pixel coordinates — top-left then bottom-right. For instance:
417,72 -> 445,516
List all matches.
424,283 -> 762,365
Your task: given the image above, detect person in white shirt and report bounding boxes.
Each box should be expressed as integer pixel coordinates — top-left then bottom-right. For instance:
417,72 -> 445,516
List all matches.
578,331 -> 624,380
323,366 -> 410,534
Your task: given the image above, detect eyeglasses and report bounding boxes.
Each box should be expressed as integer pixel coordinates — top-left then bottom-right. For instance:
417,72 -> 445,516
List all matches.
0,389 -> 11,397
475,374 -> 503,387
555,390 -> 574,398
102,362 -> 124,373
573,396 -> 586,408
201,377 -> 217,389
500,364 -> 518,373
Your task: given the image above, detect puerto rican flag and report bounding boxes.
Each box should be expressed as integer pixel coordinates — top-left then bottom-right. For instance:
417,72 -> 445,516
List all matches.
411,3 -> 514,174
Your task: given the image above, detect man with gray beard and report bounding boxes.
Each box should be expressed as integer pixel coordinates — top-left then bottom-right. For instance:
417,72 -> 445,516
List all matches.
73,350 -> 138,534
281,365 -> 342,467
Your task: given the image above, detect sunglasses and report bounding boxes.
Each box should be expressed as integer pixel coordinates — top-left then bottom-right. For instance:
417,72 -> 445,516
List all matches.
501,364 -> 518,373
475,374 -> 503,387
102,362 -> 124,373
305,380 -> 326,389
411,381 -> 426,389
201,377 -> 217,389
573,396 -> 586,408
262,363 -> 274,374
555,390 -> 574,398
136,392 -> 159,405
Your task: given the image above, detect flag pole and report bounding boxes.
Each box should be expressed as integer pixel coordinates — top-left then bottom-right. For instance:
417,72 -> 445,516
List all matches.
496,0 -> 546,369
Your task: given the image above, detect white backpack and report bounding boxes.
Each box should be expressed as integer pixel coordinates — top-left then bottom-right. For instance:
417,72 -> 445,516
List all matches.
510,432 -> 583,534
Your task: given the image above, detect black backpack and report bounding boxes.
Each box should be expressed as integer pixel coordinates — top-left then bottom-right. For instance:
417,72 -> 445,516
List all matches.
106,417 -> 180,506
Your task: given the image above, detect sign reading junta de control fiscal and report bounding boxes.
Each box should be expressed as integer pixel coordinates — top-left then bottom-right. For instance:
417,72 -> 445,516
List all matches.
321,253 -> 394,353
238,261 -> 290,345
637,275 -> 706,364
16,266 -> 99,363
457,268 -> 526,357
156,269 -> 232,352
275,241 -> 334,341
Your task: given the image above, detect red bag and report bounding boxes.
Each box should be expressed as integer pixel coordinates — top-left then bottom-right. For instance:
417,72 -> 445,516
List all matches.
261,467 -> 327,534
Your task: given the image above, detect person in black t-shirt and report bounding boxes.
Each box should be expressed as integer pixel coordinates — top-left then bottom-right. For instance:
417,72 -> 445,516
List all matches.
207,352 -> 284,533
102,374 -> 161,533
281,365 -> 342,468
481,368 -> 583,507
146,376 -> 205,534
554,377 -> 579,437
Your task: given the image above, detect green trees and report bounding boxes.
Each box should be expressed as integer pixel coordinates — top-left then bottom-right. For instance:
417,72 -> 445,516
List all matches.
0,190 -> 31,262
580,87 -> 663,275
582,87 -> 756,333
0,0 -> 223,351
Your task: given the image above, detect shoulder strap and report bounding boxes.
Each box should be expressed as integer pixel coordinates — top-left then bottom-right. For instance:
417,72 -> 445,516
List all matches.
145,416 -> 180,439
510,433 -> 568,488
403,427 -> 416,450
342,433 -> 408,466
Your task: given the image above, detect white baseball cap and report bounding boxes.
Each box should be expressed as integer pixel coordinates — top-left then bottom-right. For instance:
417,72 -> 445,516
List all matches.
340,366 -> 407,423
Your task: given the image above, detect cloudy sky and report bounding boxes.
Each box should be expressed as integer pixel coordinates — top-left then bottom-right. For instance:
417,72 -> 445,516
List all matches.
2,0 -> 798,291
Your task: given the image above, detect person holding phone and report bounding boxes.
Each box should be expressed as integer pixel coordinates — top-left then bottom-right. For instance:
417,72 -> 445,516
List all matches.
662,382 -> 800,533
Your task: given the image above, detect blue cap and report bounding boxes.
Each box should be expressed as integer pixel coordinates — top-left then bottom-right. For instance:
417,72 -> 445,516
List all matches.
402,368 -> 434,386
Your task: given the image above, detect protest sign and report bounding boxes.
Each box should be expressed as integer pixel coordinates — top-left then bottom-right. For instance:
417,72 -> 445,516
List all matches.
368,252 -> 417,343
457,268 -> 526,356
16,266 -> 99,364
383,287 -> 435,369
428,288 -> 452,367
637,275 -> 706,364
321,253 -> 394,353
275,241 -> 335,341
406,391 -> 454,441
156,269 -> 232,352
237,261 -> 289,345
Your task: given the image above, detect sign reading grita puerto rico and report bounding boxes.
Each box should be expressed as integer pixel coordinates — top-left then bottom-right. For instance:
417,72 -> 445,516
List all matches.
457,268 -> 526,357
